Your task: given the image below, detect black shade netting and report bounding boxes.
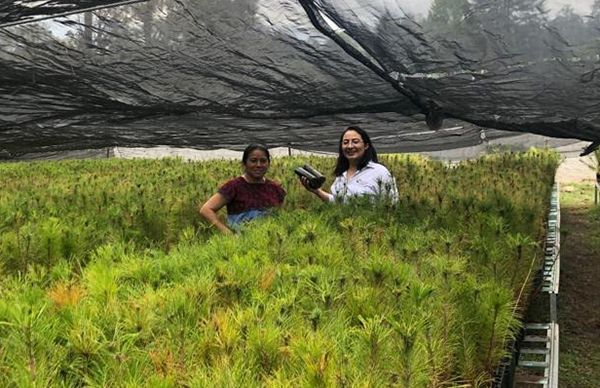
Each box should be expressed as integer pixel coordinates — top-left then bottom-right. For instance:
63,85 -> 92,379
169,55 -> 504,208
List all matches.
1,0 -> 599,156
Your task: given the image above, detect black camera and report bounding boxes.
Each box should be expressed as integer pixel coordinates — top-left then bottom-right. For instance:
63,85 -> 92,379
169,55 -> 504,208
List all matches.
294,164 -> 326,189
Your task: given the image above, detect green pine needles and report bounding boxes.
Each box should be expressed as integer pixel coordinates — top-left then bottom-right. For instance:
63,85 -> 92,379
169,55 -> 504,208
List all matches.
0,149 -> 560,386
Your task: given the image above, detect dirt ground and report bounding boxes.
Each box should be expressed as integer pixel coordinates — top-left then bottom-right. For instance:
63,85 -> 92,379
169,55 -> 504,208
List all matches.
558,197 -> 600,387
555,156 -> 596,184
559,204 -> 600,333
554,157 -> 600,387
519,157 -> 600,387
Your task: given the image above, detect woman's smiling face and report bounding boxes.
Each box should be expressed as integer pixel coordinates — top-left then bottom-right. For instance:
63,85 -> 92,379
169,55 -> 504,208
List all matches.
341,130 -> 368,163
243,149 -> 270,181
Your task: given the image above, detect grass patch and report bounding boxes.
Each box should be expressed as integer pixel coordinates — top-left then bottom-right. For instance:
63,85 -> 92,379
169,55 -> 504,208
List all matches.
560,182 -> 596,208
561,337 -> 600,388
558,182 -> 600,388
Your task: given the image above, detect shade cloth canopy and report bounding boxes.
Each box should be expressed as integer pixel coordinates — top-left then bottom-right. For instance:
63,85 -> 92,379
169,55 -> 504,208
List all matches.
1,0 -> 598,156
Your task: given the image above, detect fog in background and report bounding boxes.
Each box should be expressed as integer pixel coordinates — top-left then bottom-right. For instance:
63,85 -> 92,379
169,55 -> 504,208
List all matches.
3,0 -> 600,155
403,0 -> 594,18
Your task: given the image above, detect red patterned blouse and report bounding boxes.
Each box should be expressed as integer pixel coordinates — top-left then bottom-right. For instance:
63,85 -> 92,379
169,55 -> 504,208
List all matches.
218,176 -> 286,215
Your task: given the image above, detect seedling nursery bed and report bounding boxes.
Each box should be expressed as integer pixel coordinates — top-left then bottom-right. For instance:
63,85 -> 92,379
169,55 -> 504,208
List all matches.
0,150 -> 559,386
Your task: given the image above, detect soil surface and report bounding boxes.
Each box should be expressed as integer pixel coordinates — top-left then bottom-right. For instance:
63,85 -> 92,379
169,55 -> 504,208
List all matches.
555,155 -> 596,184
555,158 -> 600,343
558,200 -> 600,387
519,158 -> 600,387
560,208 -> 600,334
556,159 -> 600,338
549,156 -> 600,387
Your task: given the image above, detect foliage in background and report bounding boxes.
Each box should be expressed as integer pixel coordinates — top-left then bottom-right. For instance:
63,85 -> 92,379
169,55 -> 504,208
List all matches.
0,149 -> 559,386
579,149 -> 600,177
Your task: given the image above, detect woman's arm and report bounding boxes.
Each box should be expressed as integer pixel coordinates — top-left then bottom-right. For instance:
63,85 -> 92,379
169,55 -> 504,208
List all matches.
312,188 -> 334,202
299,176 -> 334,202
199,193 -> 233,234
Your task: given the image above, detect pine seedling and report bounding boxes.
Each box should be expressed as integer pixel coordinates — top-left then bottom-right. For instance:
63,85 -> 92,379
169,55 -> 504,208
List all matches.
292,332 -> 334,387
208,309 -> 241,357
362,253 -> 395,287
438,229 -> 455,255
344,286 -> 382,325
352,315 -> 392,374
47,281 -> 85,311
246,323 -> 284,378
38,217 -> 64,268
0,301 -> 61,387
389,318 -> 423,388
65,315 -> 107,379
84,259 -> 119,306
507,233 -> 536,290
481,287 -> 514,373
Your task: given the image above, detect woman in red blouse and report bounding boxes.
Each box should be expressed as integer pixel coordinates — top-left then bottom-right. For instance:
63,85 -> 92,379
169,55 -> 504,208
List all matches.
199,144 -> 286,234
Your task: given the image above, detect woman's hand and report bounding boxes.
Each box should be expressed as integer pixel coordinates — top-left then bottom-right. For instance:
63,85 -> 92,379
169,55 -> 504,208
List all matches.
298,176 -> 333,202
299,176 -> 318,193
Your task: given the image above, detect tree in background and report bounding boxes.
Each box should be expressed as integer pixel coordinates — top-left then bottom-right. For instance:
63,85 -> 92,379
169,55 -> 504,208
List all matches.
423,0 -> 487,66
590,0 -> 600,32
427,0 -> 470,31
466,0 -> 550,60
548,5 -> 589,47
62,0 -> 172,51
0,24 -> 54,60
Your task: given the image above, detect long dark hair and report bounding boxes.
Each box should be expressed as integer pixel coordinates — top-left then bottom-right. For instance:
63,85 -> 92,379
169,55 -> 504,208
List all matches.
242,144 -> 270,164
334,126 -> 378,176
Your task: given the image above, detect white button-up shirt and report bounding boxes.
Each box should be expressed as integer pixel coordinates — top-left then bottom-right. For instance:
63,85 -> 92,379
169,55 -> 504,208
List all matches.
326,161 -> 398,203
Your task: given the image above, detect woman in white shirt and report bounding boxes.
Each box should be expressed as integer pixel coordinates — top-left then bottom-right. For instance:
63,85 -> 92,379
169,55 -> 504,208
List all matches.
300,126 -> 398,203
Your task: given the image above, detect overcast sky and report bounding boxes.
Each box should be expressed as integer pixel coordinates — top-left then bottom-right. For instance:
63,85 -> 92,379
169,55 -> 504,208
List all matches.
47,0 -> 596,38
403,0 -> 595,19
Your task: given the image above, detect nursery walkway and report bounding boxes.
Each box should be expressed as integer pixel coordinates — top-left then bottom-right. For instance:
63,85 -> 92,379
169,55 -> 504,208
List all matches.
552,153 -> 600,387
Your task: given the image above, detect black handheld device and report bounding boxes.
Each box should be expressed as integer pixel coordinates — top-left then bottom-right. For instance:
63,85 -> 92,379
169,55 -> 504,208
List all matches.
294,164 -> 326,189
